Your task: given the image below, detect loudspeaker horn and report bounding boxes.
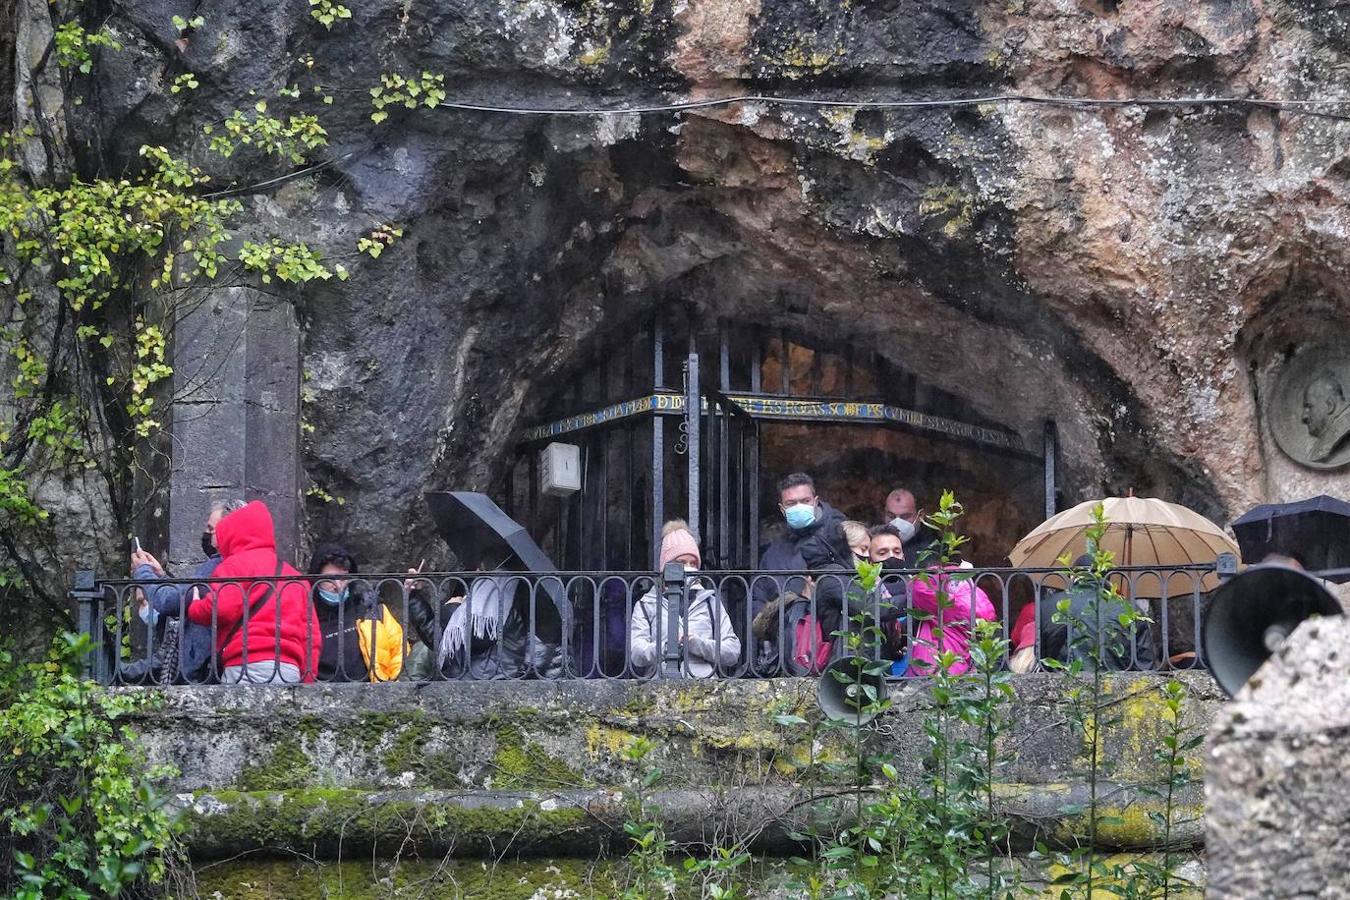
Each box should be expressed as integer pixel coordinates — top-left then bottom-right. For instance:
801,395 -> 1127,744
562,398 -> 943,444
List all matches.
816,656 -> 890,725
1202,563 -> 1344,697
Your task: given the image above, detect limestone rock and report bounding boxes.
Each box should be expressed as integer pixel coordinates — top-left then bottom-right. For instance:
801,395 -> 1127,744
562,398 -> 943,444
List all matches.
9,0 -> 1350,578
1207,615 -> 1350,898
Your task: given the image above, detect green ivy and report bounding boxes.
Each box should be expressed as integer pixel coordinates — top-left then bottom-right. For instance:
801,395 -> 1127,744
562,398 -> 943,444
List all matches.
0,467 -> 46,526
169,73 -> 199,94
170,14 -> 205,34
369,71 -> 446,123
53,21 -> 122,75
127,320 -> 172,435
0,125 -> 336,489
24,399 -> 83,464
309,0 -> 353,29
0,633 -> 183,898
205,101 -> 329,164
239,239 -> 333,284
357,223 -> 404,258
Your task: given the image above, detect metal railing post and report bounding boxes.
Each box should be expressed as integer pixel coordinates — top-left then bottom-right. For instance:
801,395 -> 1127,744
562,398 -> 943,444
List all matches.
662,561 -> 685,678
70,569 -> 110,684
1216,552 -> 1238,580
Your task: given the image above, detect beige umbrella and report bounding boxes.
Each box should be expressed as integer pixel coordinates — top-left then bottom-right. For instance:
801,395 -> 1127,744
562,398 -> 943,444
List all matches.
1009,496 -> 1239,598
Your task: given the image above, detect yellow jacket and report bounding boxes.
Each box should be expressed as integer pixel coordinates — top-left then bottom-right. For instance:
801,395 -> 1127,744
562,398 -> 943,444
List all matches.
356,604 -> 407,682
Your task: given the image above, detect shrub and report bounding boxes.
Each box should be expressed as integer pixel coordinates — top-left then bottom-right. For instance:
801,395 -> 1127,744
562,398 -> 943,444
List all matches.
0,633 -> 182,898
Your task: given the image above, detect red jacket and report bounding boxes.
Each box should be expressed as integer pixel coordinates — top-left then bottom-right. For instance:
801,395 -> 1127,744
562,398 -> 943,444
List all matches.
187,501 -> 319,681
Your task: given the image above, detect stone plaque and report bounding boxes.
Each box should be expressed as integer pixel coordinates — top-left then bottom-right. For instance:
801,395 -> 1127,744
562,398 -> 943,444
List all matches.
1270,342 -> 1350,470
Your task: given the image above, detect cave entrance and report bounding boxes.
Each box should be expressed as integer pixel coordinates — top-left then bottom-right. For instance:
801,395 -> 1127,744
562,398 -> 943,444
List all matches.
503,314 -> 1056,571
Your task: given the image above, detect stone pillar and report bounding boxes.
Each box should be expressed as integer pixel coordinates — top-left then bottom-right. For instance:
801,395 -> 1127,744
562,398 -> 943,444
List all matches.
1206,616 -> 1350,898
244,297 -> 302,561
167,288 -> 301,570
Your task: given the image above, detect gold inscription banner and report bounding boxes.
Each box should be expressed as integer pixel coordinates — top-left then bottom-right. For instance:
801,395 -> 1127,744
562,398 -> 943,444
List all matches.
523,392 -> 1024,452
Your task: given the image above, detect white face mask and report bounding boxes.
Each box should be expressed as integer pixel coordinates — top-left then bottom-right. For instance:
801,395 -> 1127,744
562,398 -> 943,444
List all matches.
139,604 -> 159,628
890,517 -> 917,543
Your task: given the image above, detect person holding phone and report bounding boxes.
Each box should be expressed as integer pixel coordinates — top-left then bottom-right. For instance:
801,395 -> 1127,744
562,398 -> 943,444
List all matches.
125,499 -> 247,683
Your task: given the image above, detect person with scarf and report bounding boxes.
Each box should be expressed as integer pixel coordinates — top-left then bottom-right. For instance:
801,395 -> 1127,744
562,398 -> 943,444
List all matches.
406,553 -> 539,680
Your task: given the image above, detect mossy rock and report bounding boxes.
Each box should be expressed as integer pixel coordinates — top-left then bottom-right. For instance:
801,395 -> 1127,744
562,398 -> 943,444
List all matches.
186,789 -> 593,858
492,723 -> 587,790
193,857 -> 622,899
235,737 -> 316,791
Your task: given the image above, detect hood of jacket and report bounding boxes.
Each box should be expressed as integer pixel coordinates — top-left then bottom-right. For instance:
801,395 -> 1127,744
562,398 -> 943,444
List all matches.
215,501 -> 277,559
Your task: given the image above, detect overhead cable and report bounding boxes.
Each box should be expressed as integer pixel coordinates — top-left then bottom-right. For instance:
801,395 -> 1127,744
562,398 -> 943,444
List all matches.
433,92 -> 1350,118
200,92 -> 1350,198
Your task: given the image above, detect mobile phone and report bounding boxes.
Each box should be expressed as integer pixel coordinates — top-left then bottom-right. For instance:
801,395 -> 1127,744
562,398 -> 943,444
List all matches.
132,536 -> 142,553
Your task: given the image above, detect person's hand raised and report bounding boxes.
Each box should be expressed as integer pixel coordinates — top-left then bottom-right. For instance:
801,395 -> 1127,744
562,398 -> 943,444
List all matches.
131,549 -> 165,576
403,560 -> 427,595
403,568 -> 423,595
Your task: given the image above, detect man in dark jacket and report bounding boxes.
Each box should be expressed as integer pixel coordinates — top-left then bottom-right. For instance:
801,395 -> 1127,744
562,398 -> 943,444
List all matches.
883,488 -> 940,568
780,473 -> 850,572
752,473 -> 849,612
125,499 -> 246,682
750,473 -> 853,669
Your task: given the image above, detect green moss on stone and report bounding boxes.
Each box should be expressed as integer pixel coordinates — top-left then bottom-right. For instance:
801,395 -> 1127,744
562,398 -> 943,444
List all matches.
493,723 -> 586,789
234,736 -> 316,790
194,856 -> 620,899
188,789 -> 588,853
918,184 -> 975,238
577,40 -> 611,66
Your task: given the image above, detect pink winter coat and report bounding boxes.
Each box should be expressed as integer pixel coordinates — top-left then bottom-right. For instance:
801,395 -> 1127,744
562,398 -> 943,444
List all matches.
906,567 -> 996,676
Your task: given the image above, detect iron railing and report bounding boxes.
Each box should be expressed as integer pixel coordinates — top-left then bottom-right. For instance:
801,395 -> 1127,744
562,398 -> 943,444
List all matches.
73,559 -> 1238,686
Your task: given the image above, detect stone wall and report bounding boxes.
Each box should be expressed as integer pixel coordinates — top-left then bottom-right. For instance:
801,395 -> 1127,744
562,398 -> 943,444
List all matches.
122,672 -> 1220,863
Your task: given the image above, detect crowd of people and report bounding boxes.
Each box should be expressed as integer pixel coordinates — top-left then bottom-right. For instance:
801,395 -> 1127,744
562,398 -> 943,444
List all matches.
120,473 -> 1150,685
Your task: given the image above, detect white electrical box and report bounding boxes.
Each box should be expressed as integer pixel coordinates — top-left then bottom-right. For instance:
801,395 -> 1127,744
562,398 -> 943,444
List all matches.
539,442 -> 582,497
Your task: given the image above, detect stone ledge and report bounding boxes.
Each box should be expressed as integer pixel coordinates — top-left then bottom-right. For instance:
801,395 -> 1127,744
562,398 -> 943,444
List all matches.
114,673 -> 1222,860
180,782 -> 1202,859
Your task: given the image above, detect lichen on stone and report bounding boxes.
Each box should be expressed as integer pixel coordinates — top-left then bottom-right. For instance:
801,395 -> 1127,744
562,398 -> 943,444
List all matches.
918,184 -> 976,238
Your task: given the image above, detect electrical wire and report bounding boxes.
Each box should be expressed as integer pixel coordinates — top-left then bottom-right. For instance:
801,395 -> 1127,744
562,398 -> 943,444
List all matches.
432,91 -> 1350,117
199,148 -> 364,199
199,91 -> 1350,199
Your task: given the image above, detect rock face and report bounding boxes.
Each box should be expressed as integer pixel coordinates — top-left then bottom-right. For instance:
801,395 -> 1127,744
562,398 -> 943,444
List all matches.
12,0 -> 1350,569
1207,615 -> 1350,898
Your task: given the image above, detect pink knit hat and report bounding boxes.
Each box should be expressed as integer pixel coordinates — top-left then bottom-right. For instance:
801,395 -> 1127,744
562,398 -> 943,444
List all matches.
658,521 -> 702,570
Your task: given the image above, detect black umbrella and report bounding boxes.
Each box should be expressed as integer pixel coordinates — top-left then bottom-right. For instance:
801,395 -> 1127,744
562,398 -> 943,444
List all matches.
424,491 -> 572,635
1232,495 -> 1350,580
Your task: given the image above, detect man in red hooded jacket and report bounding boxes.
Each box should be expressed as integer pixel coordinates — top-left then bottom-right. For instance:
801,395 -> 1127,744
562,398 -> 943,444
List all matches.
187,501 -> 320,683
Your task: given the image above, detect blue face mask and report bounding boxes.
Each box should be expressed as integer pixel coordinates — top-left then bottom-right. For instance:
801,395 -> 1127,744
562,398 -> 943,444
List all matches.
318,587 -> 348,606
139,604 -> 159,628
784,502 -> 817,530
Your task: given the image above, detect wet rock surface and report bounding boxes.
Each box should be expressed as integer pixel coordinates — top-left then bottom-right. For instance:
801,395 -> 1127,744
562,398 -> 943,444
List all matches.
9,0 -> 1350,574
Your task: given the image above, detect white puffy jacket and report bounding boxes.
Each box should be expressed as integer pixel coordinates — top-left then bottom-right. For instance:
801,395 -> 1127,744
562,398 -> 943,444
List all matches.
629,578 -> 741,678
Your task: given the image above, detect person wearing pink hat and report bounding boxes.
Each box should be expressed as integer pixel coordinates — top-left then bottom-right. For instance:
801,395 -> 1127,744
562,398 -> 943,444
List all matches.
629,520 -> 741,677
